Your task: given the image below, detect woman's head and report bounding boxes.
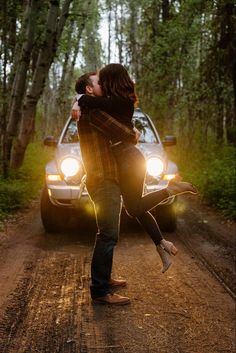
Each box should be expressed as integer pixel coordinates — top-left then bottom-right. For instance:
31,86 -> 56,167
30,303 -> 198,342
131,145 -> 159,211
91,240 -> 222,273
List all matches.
99,63 -> 137,104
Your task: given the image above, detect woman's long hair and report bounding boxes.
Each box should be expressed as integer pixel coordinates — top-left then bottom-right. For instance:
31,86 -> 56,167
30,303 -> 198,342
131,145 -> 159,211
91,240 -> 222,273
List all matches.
99,64 -> 138,105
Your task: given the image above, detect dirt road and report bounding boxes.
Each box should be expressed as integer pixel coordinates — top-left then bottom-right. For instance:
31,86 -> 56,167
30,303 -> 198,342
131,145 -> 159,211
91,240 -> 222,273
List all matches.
0,197 -> 235,353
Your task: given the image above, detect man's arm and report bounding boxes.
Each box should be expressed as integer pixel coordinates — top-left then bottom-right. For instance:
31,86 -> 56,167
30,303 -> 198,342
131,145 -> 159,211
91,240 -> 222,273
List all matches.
88,109 -> 138,144
71,98 -> 139,143
79,94 -> 114,111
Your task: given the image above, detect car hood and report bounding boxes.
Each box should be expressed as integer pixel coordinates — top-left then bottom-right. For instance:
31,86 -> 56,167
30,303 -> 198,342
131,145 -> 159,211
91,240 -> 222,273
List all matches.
137,142 -> 166,160
56,142 -> 165,160
55,142 -> 166,162
55,143 -> 82,163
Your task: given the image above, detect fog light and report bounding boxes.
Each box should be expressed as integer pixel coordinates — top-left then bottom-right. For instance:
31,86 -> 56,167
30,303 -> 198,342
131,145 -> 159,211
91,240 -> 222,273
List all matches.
47,174 -> 62,181
163,174 -> 176,181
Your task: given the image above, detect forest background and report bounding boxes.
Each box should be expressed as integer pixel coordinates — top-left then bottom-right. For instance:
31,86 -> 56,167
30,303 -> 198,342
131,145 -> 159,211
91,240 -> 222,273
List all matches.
0,0 -> 235,223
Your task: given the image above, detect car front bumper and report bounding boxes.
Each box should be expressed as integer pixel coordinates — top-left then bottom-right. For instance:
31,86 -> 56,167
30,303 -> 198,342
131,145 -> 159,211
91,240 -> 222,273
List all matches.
47,179 -> 174,208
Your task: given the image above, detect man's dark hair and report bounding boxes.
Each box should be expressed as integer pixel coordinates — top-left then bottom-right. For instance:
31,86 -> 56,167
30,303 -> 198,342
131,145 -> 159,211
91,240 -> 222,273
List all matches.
75,72 -> 97,94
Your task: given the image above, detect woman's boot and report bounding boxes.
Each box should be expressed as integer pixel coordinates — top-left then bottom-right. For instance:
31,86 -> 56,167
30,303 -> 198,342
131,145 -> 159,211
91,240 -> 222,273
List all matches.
167,180 -> 198,196
156,245 -> 172,273
160,239 -> 178,256
156,239 -> 178,273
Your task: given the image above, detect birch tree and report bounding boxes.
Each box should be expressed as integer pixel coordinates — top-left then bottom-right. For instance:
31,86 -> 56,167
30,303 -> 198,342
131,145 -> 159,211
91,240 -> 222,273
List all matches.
10,0 -> 73,168
5,0 -> 41,167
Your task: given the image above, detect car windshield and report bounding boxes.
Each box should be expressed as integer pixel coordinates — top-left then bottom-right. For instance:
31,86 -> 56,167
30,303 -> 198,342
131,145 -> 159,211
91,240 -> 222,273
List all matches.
133,115 -> 158,143
62,120 -> 79,143
62,115 -> 158,144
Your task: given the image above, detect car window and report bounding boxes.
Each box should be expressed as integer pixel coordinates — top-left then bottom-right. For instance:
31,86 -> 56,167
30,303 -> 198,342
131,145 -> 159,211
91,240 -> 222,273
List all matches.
62,115 -> 158,144
133,116 -> 159,143
62,120 -> 79,143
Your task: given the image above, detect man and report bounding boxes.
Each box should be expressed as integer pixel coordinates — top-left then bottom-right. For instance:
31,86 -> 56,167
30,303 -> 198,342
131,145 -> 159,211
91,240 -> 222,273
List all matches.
72,72 -> 138,305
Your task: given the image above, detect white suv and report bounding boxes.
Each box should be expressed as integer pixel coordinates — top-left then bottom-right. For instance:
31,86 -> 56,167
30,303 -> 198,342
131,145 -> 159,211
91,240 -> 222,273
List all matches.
41,109 -> 179,232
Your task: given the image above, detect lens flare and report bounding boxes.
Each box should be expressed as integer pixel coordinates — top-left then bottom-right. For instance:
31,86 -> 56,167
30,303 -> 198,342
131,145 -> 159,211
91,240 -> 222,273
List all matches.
146,157 -> 164,176
61,157 -> 80,177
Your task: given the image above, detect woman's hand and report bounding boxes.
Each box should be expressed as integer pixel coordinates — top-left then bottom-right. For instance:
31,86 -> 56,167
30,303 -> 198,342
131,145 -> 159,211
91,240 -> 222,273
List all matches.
71,101 -> 81,121
133,127 -> 141,143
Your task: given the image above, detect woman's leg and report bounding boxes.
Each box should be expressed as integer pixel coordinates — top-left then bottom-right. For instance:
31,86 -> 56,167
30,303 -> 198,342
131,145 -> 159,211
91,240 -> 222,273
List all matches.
115,145 -> 177,273
115,146 -> 168,216
133,188 -> 169,215
114,144 -> 197,217
118,150 -> 162,245
136,211 -> 163,245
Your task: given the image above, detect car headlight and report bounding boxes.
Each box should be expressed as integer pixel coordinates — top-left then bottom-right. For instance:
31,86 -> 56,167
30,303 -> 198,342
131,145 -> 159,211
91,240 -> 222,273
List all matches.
60,157 -> 80,177
146,157 -> 164,177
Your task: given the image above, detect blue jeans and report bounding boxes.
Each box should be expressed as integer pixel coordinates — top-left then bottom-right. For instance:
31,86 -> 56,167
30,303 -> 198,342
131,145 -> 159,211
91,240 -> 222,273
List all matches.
88,180 -> 121,299
112,142 -> 169,246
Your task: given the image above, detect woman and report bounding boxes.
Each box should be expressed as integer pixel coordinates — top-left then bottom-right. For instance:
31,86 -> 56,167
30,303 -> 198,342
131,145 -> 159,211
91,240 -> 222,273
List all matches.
74,64 -> 197,273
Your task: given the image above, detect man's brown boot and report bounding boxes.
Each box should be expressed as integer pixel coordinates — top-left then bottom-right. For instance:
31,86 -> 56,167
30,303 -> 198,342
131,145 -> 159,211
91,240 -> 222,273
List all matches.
92,293 -> 130,305
109,278 -> 127,288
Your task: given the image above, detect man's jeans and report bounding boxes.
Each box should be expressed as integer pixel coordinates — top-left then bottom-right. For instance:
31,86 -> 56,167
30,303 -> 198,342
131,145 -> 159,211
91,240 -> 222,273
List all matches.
88,180 -> 121,299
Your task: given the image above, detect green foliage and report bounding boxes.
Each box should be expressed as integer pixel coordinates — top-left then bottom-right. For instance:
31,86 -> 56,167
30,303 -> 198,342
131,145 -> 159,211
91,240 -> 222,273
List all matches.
171,143 -> 236,219
17,142 -> 52,186
200,147 -> 236,219
0,142 -> 53,222
0,180 -> 29,215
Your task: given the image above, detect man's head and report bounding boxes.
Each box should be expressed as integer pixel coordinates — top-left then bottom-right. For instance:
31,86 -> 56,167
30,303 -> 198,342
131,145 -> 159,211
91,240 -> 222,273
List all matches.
75,72 -> 102,96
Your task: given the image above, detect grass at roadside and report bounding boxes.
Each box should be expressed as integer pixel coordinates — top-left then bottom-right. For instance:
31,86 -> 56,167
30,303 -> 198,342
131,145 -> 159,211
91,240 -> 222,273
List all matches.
0,142 -> 53,225
168,143 -> 236,220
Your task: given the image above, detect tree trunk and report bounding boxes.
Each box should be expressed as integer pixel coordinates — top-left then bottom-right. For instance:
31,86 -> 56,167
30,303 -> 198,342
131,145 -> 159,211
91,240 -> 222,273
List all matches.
55,20 -> 86,131
162,0 -> 170,22
222,1 -> 236,143
128,1 -> 138,78
114,3 -> 124,64
6,0 -> 39,160
215,0 -> 235,143
107,1 -> 112,63
216,90 -> 224,143
230,58 -> 236,144
10,0 -> 72,168
0,0 -> 8,177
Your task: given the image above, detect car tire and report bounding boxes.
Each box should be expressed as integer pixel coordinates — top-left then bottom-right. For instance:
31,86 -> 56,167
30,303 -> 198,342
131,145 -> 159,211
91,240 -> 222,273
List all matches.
153,201 -> 177,232
40,185 -> 71,232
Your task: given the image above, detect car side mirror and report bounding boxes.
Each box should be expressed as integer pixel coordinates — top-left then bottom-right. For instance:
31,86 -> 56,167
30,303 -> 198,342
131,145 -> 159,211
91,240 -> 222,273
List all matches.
162,135 -> 176,147
43,136 -> 57,147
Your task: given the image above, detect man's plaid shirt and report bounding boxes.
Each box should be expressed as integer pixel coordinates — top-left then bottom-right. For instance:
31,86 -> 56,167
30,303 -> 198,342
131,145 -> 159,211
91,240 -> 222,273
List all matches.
77,108 -> 136,192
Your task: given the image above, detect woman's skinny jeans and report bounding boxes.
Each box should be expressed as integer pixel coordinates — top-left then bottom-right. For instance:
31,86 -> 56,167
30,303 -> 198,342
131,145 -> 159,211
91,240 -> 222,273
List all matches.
112,142 -> 170,246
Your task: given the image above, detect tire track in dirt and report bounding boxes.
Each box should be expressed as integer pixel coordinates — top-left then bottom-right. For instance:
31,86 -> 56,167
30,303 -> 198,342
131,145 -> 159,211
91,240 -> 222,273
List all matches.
0,260 -> 36,353
175,197 -> 236,297
0,252 -> 84,352
77,257 -> 121,353
0,246 -> 116,353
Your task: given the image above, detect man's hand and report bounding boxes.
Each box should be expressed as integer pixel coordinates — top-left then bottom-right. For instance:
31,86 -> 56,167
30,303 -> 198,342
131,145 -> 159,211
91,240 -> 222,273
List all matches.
71,101 -> 81,121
